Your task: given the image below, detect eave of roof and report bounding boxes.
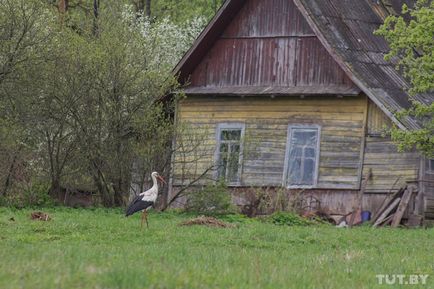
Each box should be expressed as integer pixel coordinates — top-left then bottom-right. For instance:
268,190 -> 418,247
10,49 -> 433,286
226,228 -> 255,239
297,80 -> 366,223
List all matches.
182,86 -> 361,96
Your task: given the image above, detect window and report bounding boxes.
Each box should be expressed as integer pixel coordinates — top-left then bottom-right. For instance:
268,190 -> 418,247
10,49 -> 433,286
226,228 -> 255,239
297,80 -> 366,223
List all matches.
216,123 -> 245,185
284,126 -> 320,187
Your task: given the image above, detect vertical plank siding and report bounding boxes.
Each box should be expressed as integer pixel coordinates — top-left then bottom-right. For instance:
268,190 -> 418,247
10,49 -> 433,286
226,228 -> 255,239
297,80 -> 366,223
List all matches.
367,99 -> 392,136
189,0 -> 355,90
222,0 -> 313,38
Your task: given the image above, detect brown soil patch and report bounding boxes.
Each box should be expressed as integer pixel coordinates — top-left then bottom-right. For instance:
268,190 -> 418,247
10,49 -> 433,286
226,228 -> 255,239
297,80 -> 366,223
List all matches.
30,211 -> 51,221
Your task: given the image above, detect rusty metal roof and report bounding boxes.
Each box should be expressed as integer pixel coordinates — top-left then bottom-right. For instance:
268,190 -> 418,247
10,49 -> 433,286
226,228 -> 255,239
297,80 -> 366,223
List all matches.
174,0 -> 433,130
293,0 -> 433,130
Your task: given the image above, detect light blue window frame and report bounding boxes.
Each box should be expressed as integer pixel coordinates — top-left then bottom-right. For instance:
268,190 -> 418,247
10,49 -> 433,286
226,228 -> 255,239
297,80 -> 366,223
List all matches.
283,125 -> 321,188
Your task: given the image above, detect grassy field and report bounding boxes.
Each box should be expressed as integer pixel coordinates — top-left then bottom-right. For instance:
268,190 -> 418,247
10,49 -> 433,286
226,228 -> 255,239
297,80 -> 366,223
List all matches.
0,207 -> 433,289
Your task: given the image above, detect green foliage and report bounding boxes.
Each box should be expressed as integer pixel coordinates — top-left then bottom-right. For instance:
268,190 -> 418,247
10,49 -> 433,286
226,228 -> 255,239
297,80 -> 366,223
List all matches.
375,0 -> 434,157
392,101 -> 434,157
21,183 -> 53,207
0,182 -> 53,208
187,181 -> 233,215
1,0 -> 206,206
151,0 -> 225,23
375,0 -> 434,94
268,211 -> 314,226
0,208 -> 433,289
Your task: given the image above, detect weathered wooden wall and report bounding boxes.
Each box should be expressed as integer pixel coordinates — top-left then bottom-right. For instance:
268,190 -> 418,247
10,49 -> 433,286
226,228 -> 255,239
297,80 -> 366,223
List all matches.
173,96 -> 421,192
188,0 -> 355,90
366,100 -> 392,136
362,138 -> 419,193
362,100 -> 420,193
173,94 -> 367,189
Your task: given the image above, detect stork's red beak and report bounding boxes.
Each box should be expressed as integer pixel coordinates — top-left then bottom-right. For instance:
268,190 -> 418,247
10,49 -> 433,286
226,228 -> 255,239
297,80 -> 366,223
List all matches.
157,175 -> 166,185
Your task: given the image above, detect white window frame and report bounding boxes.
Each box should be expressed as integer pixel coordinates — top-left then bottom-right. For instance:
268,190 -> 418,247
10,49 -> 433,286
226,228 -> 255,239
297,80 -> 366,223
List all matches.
283,124 -> 321,189
214,123 -> 245,186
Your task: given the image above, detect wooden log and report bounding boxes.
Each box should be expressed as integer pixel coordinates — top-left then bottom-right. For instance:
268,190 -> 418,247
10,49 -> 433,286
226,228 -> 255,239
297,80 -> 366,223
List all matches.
391,187 -> 413,228
371,186 -> 405,224
373,197 -> 401,227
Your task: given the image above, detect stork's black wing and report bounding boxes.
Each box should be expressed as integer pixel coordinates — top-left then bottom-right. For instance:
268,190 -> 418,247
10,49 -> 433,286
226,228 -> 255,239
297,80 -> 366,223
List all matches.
125,195 -> 153,217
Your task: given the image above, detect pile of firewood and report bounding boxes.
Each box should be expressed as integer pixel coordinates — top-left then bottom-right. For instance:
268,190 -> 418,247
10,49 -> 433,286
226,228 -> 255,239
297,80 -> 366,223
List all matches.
371,186 -> 419,227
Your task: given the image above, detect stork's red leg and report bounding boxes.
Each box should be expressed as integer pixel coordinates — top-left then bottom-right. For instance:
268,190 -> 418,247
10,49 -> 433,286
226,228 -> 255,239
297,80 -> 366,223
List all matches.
144,210 -> 149,228
141,211 -> 146,229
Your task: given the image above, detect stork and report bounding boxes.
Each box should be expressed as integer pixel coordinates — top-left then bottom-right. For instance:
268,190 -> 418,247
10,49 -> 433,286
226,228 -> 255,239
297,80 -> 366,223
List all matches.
125,172 -> 166,228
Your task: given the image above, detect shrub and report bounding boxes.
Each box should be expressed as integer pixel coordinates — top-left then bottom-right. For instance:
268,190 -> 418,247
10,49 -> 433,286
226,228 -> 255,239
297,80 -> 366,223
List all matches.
268,211 -> 313,226
0,182 -> 53,208
187,181 -> 233,215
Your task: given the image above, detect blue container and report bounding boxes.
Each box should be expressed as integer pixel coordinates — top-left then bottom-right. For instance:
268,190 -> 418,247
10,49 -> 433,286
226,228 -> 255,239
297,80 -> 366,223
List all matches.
361,211 -> 371,222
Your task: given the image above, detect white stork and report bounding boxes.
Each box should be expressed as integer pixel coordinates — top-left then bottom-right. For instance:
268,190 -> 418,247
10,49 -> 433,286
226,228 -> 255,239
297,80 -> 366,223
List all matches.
125,171 -> 166,228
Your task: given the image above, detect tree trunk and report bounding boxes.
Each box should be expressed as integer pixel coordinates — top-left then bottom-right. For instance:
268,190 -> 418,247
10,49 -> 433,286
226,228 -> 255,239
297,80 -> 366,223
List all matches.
145,0 -> 151,18
58,0 -> 68,13
93,0 -> 100,36
1,154 -> 18,197
49,178 -> 62,199
90,158 -> 115,207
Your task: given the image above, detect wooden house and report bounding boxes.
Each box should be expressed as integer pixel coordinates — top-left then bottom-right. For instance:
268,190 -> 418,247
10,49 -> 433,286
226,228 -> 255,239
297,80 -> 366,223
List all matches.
169,0 -> 434,220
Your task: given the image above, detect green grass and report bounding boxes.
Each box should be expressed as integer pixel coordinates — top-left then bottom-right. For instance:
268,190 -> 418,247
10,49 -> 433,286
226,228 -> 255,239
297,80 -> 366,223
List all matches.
0,207 -> 433,289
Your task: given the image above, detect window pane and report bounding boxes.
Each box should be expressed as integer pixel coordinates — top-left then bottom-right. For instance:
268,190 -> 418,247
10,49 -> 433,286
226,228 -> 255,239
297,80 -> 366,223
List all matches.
292,130 -> 317,146
221,129 -> 241,141
292,147 -> 303,157
288,158 -> 302,184
217,144 -> 228,179
429,159 -> 434,172
305,148 -> 315,158
227,144 -> 240,182
302,159 -> 315,185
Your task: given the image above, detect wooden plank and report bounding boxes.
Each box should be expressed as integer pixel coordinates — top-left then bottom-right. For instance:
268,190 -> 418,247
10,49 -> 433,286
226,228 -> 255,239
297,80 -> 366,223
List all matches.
391,187 -> 413,227
379,214 -> 394,227
373,197 -> 401,227
376,214 -> 393,227
371,185 -> 405,223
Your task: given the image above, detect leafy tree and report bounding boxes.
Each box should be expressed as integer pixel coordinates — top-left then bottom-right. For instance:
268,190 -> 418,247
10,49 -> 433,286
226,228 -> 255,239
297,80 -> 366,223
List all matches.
1,0 -> 205,206
376,0 -> 434,157
0,0 -> 55,197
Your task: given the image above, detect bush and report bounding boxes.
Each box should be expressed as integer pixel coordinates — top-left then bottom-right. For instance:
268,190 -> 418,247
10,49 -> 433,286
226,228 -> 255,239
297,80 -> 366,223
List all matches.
268,211 -> 313,226
187,181 -> 233,215
0,182 -> 53,208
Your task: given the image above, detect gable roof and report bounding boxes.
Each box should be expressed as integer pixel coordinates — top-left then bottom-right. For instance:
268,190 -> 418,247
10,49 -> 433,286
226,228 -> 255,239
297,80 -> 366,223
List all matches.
174,0 -> 434,130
